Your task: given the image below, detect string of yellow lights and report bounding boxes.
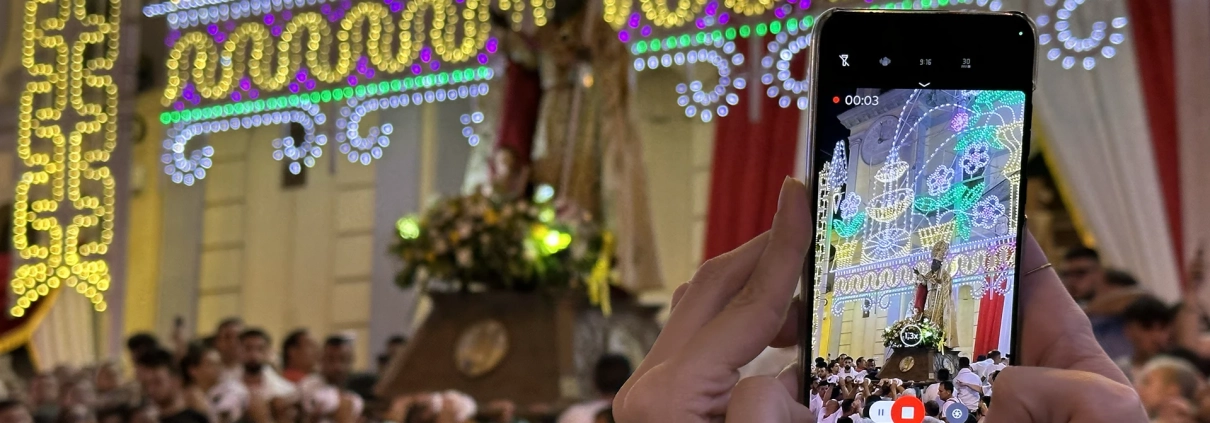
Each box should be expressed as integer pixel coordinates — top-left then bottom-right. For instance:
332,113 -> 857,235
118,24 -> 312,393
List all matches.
13,0 -> 119,317
161,1 -> 495,106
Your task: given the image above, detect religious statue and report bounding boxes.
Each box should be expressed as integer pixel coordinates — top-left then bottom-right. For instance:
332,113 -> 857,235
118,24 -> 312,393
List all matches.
914,240 -> 956,347
525,5 -> 664,293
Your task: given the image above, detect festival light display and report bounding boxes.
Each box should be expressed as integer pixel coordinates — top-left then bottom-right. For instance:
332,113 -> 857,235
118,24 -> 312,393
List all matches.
13,0 -> 124,316
146,0 -> 524,184
1036,0 -> 1127,70
622,0 -> 1120,119
812,89 -> 1027,317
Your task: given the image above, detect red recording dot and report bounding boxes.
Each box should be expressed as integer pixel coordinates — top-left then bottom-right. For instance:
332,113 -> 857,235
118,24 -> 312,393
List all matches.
833,96 -> 841,104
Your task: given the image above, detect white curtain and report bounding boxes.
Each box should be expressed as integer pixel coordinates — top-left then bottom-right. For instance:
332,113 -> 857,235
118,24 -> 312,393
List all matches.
31,292 -> 98,370
1009,0 -> 1182,302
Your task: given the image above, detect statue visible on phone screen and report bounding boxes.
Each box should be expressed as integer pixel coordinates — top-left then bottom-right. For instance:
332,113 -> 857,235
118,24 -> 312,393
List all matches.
914,240 -> 955,347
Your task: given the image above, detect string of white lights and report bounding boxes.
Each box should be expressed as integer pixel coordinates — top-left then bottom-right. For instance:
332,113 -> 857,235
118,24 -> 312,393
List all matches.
161,101 -> 327,185
1036,0 -> 1127,70
335,81 -> 492,165
759,24 -> 810,109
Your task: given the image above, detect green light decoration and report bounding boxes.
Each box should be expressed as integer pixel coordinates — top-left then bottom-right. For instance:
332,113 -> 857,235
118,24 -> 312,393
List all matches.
397,216 -> 421,240
160,66 -> 495,125
913,182 -> 986,240
832,211 -> 867,238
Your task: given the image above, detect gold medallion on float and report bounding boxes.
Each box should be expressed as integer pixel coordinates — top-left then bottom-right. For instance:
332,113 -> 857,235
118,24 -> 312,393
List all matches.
454,319 -> 509,378
899,356 -> 916,372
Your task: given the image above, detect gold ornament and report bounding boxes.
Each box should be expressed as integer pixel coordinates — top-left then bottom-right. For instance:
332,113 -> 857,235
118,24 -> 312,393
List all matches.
454,319 -> 510,378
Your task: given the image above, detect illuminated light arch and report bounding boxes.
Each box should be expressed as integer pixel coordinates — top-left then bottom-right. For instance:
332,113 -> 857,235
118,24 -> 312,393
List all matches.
14,0 -> 124,316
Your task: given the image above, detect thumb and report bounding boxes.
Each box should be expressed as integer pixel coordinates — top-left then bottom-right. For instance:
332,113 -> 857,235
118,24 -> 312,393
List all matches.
727,367 -> 816,423
985,367 -> 1145,423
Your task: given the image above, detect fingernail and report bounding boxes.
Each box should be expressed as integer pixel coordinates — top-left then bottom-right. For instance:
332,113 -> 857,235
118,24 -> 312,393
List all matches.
778,176 -> 793,210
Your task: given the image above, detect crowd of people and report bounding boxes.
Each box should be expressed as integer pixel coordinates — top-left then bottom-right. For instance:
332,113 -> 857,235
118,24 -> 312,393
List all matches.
1060,246 -> 1210,423
801,351 -> 1006,423
0,318 -> 635,423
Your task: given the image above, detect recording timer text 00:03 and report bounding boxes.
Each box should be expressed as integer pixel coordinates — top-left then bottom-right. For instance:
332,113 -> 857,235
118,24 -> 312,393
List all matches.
833,95 -> 881,106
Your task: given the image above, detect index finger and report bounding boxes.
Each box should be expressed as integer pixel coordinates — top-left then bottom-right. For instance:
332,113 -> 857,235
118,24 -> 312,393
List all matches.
680,177 -> 813,369
1017,229 -> 1130,385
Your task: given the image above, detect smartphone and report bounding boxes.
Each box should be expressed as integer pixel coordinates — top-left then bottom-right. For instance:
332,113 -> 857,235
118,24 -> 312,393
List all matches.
798,9 -> 1036,401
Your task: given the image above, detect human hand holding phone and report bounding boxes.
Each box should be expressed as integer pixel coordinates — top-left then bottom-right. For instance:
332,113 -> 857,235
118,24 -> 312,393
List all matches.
612,178 -> 812,423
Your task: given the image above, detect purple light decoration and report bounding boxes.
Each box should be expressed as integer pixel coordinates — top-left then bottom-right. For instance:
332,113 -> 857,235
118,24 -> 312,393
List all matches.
641,25 -> 652,37
271,26 -> 283,37
231,92 -> 242,101
304,80 -> 317,90
174,102 -> 185,111
225,21 -> 236,32
800,0 -> 811,9
950,111 -> 970,132
429,62 -> 439,71
618,31 -> 630,42
249,89 -> 260,99
419,48 -> 432,63
282,10 -> 292,20
288,82 -> 300,93
321,4 -> 332,14
366,68 -> 377,78
207,24 -> 219,35
705,1 -> 718,15
695,19 -> 706,29
486,38 -> 499,54
454,0 -> 464,3
347,75 -> 358,86
357,61 -> 369,74
629,13 -> 641,29
264,14 -> 275,25
477,53 -> 489,64
390,2 -> 402,12
296,71 -> 307,82
774,8 -> 786,18
214,33 -> 226,43
411,64 -> 423,75
718,13 -> 730,24
341,0 -> 352,8
239,78 -> 251,91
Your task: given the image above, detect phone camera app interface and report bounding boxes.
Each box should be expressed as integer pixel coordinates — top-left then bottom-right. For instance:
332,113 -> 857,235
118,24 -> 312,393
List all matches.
809,88 -> 1024,379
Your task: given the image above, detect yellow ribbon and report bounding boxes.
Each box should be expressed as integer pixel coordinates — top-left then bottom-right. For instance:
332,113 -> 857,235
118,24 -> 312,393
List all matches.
588,231 -> 615,315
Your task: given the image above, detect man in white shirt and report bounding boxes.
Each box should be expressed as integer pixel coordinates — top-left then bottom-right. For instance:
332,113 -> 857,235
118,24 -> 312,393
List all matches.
240,328 -> 297,400
213,318 -> 245,383
952,358 -> 983,412
938,381 -> 961,422
182,343 -> 249,423
921,369 -> 950,407
302,335 -> 364,423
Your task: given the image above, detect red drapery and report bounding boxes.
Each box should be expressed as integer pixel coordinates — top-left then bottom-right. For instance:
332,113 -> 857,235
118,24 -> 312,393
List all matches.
973,289 -> 1005,356
702,40 -> 805,260
1128,0 -> 1184,284
494,60 -> 543,167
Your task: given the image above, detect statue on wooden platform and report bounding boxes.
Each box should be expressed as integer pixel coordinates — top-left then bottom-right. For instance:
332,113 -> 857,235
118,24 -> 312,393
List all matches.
526,4 -> 664,293
914,240 -> 956,347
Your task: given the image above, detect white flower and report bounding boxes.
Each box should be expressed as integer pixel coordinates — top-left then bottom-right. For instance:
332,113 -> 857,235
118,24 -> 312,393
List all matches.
456,248 -> 473,268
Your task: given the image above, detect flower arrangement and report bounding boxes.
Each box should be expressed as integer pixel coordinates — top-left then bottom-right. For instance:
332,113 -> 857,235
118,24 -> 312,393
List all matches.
882,315 -> 944,351
392,185 -> 615,310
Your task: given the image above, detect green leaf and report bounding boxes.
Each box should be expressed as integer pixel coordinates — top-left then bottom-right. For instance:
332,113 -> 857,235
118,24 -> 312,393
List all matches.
832,211 -> 866,238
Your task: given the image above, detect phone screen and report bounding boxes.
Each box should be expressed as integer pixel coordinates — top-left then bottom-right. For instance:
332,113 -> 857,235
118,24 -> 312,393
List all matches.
801,10 -> 1036,386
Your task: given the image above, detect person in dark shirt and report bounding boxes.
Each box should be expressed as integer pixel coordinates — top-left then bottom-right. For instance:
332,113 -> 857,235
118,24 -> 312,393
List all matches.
134,348 -> 209,423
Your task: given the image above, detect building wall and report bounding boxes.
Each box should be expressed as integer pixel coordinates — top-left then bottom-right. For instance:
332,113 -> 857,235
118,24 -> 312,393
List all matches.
191,118 -> 378,369
634,67 -> 716,305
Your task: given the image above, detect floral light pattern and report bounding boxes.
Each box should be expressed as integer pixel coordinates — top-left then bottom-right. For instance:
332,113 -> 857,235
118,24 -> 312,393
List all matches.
961,142 -> 991,174
927,166 -> 955,196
